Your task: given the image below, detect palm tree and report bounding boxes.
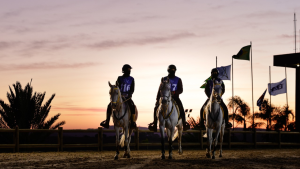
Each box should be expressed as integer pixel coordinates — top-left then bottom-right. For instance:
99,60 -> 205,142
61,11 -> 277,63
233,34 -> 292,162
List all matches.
247,114 -> 266,129
227,96 -> 250,131
253,99 -> 274,130
0,81 -> 65,143
271,105 -> 294,131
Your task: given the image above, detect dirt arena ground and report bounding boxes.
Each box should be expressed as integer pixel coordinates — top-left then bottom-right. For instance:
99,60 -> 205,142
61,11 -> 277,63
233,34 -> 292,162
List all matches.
0,149 -> 299,169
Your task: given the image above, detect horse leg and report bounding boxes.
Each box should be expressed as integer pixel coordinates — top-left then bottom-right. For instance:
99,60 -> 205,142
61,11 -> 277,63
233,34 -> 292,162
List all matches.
206,128 -> 212,158
178,123 -> 183,155
219,124 -> 225,157
160,124 -> 165,160
168,127 -> 175,159
212,127 -> 220,159
114,127 -> 120,160
126,128 -> 133,158
123,126 -> 129,158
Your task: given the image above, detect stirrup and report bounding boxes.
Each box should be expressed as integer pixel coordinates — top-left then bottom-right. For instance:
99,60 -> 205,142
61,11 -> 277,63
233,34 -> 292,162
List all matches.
148,122 -> 157,132
100,120 -> 109,129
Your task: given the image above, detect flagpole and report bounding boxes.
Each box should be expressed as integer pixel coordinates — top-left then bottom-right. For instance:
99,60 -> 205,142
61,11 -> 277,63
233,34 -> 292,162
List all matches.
250,41 -> 254,129
285,65 -> 288,107
216,56 -> 217,68
269,66 -> 271,130
232,57 -> 234,130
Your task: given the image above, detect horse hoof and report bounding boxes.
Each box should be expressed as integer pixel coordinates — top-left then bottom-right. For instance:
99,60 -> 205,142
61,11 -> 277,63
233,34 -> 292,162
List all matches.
127,154 -> 131,158
123,153 -> 127,158
168,156 -> 172,159
212,156 -> 215,159
114,155 -> 119,160
178,150 -> 183,155
219,154 -> 222,158
161,155 -> 165,160
206,153 -> 211,158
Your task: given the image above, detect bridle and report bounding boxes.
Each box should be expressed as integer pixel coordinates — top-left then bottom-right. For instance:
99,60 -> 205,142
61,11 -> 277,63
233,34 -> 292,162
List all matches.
160,82 -> 174,119
110,86 -> 131,121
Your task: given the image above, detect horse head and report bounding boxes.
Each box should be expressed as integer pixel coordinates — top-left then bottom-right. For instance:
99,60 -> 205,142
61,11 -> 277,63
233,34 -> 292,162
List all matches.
211,79 -> 222,103
108,81 -> 121,110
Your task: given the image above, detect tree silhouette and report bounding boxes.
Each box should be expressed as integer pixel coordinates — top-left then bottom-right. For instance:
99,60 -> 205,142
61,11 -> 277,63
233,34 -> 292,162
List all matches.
227,96 -> 250,130
271,105 -> 294,131
0,81 -> 65,143
253,99 -> 274,130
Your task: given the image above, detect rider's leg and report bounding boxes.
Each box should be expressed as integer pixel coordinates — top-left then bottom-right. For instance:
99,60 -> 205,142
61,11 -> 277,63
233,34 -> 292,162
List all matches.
128,99 -> 137,128
200,99 -> 209,129
173,97 -> 190,131
221,100 -> 232,129
100,103 -> 112,128
148,101 -> 159,132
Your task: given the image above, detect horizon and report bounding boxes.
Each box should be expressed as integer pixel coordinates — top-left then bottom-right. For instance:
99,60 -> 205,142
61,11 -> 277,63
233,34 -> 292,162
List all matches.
0,0 -> 299,129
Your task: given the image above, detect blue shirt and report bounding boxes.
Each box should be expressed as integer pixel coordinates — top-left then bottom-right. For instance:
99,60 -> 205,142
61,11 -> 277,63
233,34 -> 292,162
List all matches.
118,76 -> 134,94
164,76 -> 180,92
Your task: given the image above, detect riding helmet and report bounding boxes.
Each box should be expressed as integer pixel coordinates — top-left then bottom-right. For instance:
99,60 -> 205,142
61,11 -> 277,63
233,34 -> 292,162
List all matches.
167,64 -> 177,72
122,64 -> 132,73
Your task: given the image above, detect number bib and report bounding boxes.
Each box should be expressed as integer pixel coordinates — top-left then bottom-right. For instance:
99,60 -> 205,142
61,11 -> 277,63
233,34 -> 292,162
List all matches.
164,76 -> 179,92
119,76 -> 134,94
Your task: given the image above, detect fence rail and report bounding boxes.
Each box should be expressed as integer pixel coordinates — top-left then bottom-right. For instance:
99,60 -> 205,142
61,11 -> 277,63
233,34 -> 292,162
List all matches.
0,126 -> 300,152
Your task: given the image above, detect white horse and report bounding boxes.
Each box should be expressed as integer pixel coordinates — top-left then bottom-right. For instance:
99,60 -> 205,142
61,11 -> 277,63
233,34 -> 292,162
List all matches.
158,78 -> 183,159
108,81 -> 137,160
205,79 -> 225,159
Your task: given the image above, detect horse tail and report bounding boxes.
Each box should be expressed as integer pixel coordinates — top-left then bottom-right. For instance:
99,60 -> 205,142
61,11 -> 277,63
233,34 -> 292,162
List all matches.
172,128 -> 178,141
120,134 -> 125,147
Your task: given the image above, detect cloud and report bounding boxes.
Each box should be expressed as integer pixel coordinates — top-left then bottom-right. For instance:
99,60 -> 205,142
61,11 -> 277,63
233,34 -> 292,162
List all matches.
88,32 -> 196,49
0,62 -> 100,71
0,41 -> 22,50
279,34 -> 294,39
52,107 -> 106,113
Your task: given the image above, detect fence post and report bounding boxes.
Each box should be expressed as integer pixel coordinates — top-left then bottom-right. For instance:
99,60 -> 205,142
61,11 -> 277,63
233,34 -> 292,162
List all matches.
253,129 -> 257,149
228,129 -> 231,149
98,127 -> 103,151
278,130 -> 281,149
135,127 -> 139,150
200,130 -> 203,150
14,126 -> 19,153
58,127 -> 63,151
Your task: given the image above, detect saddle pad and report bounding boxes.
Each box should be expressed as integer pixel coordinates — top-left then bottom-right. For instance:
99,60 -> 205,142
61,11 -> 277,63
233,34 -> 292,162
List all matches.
171,99 -> 181,120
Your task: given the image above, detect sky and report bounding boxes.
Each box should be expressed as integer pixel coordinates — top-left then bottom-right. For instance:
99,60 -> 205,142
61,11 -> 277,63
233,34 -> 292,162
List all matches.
0,0 -> 300,129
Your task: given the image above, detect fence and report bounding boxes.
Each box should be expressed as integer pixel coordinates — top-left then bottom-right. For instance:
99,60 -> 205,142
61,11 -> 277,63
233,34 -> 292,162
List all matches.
1,126 -> 300,152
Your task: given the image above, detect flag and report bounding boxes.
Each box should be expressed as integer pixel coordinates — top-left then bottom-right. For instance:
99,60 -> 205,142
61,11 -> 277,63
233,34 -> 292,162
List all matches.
232,45 -> 251,60
268,78 -> 287,96
257,89 -> 267,111
217,65 -> 231,80
200,76 -> 211,88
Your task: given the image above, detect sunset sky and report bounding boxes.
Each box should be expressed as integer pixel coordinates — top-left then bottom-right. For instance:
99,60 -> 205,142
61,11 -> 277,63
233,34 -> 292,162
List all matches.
0,0 -> 300,129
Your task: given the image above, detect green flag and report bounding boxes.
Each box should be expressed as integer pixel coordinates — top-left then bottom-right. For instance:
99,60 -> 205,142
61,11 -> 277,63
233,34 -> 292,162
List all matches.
233,45 -> 251,60
200,76 -> 211,89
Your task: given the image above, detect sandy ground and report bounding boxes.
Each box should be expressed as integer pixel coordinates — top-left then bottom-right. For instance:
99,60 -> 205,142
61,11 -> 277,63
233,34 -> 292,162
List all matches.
0,149 -> 299,169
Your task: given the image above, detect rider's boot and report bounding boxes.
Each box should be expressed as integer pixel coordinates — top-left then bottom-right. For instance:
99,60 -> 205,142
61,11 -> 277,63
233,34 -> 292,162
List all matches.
100,104 -> 112,129
148,116 -> 157,132
130,114 -> 137,129
223,108 -> 232,129
182,113 -> 190,131
199,110 -> 206,130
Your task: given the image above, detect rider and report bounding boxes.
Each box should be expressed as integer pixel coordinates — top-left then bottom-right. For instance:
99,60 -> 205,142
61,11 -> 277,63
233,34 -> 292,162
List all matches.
199,68 -> 232,129
100,64 -> 137,129
148,64 -> 190,132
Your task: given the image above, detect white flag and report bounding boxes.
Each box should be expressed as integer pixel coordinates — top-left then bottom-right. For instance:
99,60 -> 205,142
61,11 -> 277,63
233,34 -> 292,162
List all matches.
268,78 -> 287,96
217,65 -> 231,80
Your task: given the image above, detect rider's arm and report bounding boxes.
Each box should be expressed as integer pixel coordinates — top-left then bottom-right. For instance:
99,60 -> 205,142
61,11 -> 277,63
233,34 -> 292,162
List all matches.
156,78 -> 163,101
205,81 -> 210,98
221,81 -> 225,96
173,78 -> 183,97
116,77 -> 121,89
129,79 -> 135,97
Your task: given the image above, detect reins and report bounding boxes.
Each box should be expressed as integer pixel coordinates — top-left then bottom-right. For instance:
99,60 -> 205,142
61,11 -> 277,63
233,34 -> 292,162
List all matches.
111,87 -> 131,121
